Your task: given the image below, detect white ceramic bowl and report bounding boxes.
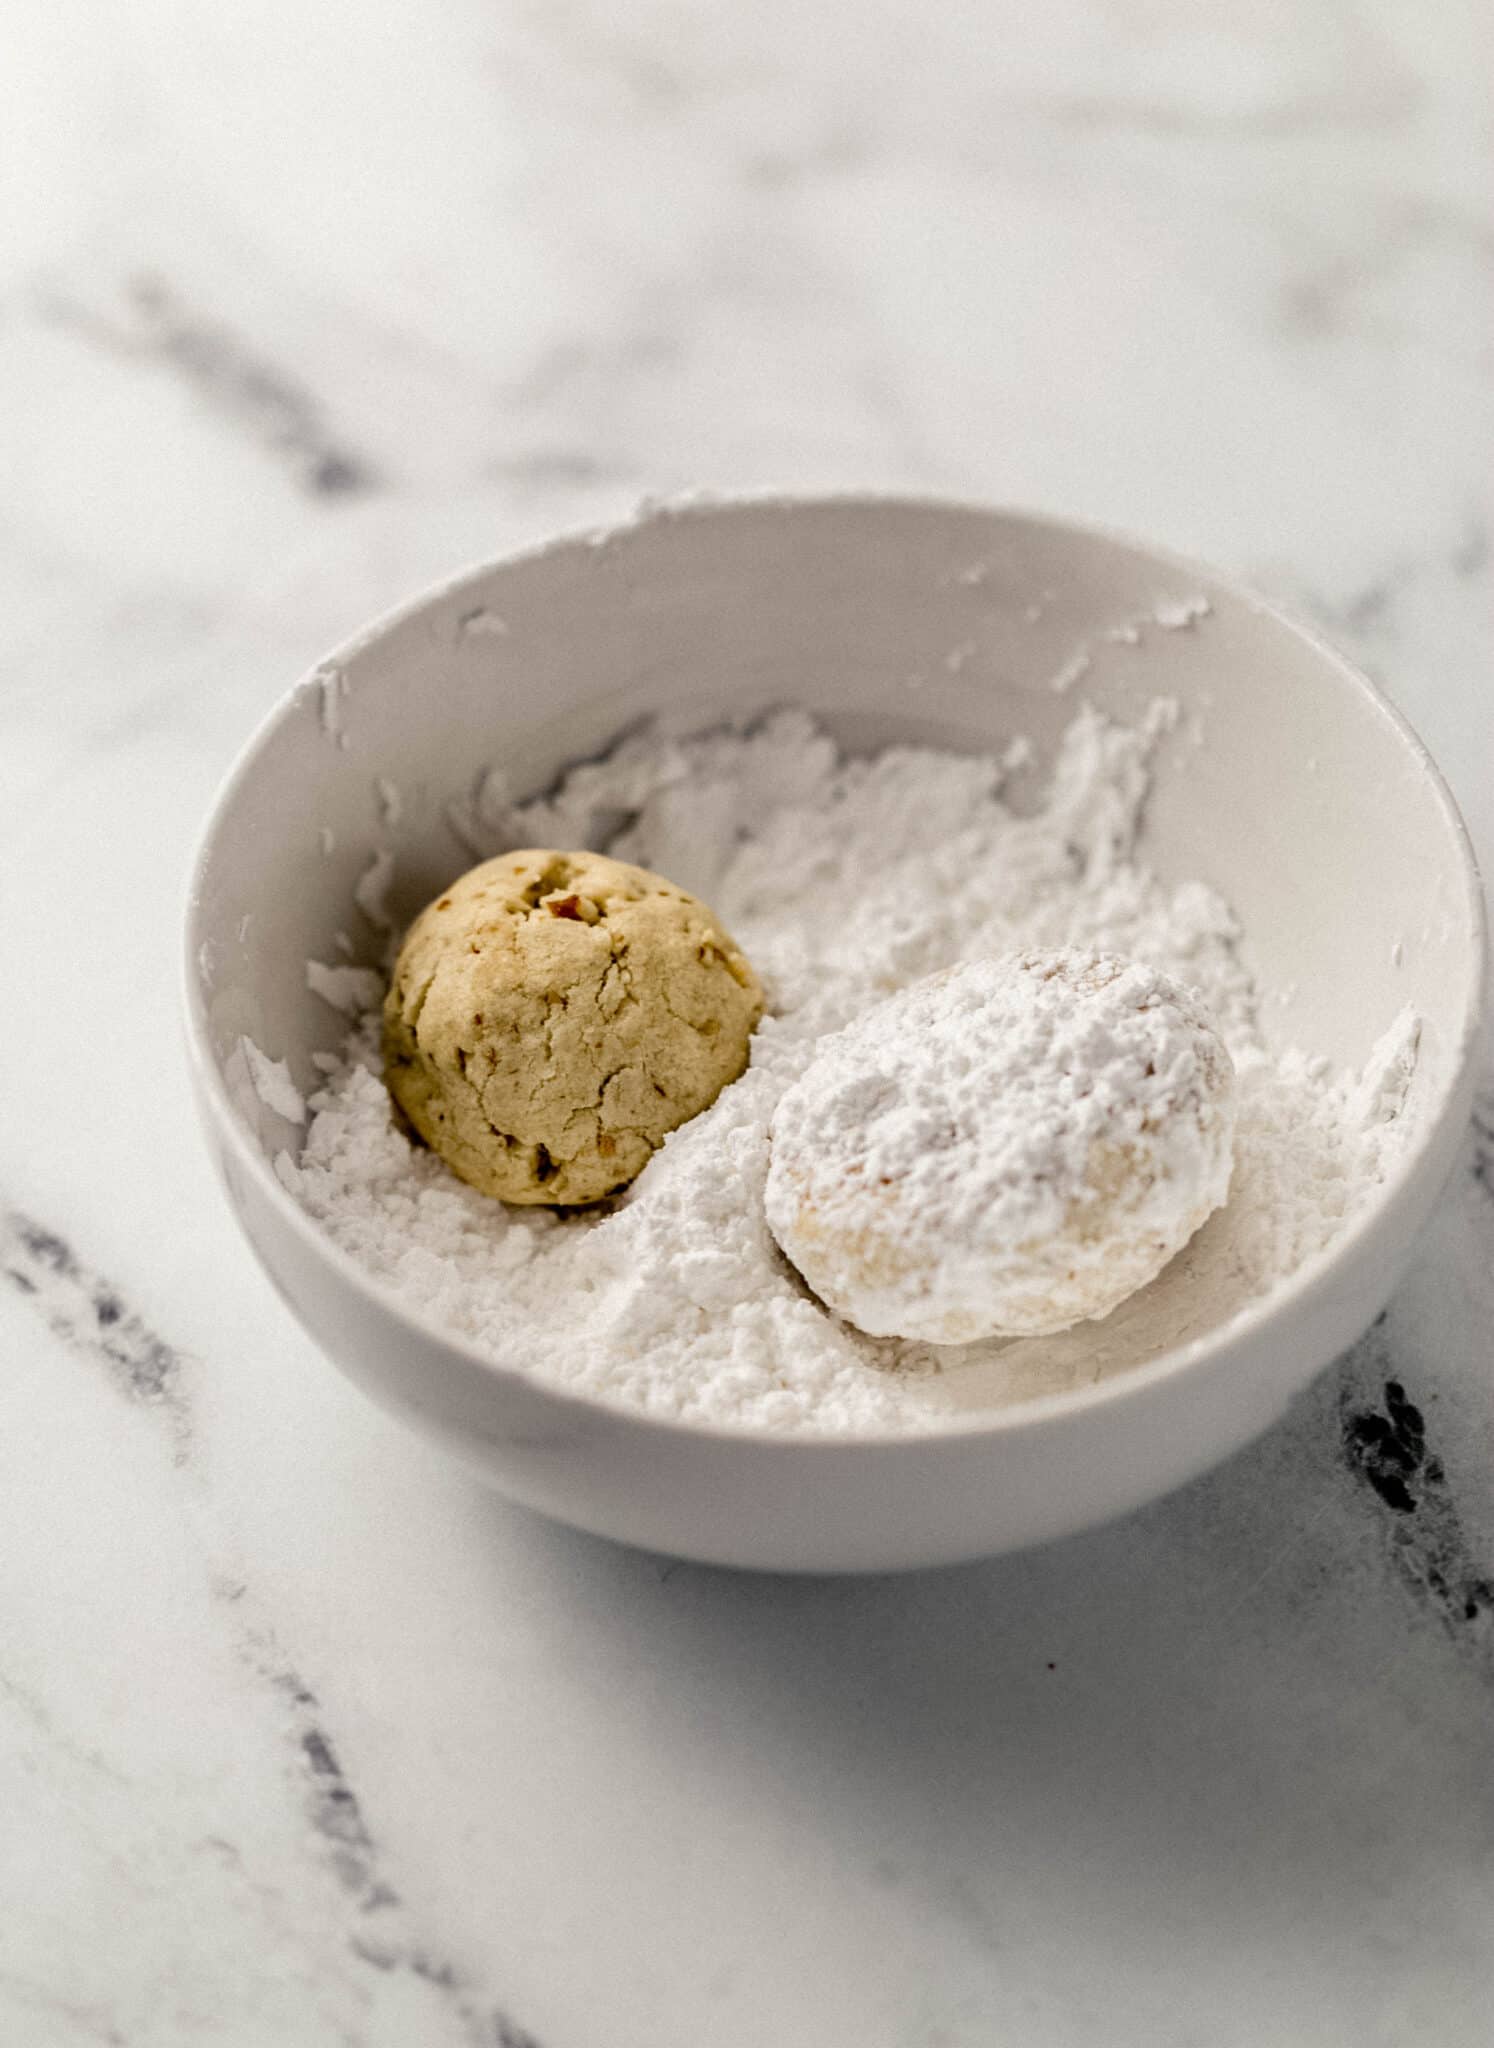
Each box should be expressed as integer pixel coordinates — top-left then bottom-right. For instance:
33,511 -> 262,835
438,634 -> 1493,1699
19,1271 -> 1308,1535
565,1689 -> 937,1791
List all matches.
184,498 -> 1485,1572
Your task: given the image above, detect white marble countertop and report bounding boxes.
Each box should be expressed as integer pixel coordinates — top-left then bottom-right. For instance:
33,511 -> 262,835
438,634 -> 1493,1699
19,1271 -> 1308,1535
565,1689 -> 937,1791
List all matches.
4,2 -> 1493,2042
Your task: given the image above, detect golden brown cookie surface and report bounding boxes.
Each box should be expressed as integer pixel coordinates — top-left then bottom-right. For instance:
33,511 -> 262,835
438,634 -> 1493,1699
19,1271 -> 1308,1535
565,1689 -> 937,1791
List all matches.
383,849 -> 762,1205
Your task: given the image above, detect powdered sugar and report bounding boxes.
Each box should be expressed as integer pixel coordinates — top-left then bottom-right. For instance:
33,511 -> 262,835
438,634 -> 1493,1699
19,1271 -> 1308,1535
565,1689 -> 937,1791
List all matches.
305,960 -> 384,1016
240,1037 -> 306,1124
764,952 -> 1237,1344
282,706 -> 1422,1436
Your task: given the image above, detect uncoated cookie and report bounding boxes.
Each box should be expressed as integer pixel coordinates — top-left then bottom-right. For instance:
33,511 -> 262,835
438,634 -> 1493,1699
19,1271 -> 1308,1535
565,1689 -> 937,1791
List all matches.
383,849 -> 763,1205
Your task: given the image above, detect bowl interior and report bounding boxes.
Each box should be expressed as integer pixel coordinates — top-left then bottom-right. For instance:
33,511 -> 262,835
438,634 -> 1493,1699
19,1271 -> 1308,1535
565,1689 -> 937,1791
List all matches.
190,498 -> 1482,1290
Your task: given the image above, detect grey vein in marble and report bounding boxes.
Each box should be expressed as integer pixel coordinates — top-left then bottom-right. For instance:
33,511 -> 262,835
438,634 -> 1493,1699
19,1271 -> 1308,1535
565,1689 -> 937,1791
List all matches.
36,276 -> 379,499
0,1211 -> 543,2048
1339,1322 -> 1494,1663
258,1660 -> 543,2048
2,1208 -> 193,1458
1471,1095 -> 1494,1205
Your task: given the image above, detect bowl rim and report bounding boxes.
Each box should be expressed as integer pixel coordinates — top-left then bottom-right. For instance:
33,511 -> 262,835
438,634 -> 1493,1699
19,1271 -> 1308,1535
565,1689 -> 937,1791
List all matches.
182,492 -> 1488,1449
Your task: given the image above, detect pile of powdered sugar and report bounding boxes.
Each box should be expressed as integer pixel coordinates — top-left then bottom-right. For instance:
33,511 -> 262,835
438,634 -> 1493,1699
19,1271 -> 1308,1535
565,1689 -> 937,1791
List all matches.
279,704 -> 1422,1435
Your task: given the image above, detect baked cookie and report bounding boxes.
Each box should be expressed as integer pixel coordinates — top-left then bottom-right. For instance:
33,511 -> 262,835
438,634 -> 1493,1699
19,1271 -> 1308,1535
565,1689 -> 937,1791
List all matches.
384,848 -> 762,1205
764,949 -> 1236,1343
